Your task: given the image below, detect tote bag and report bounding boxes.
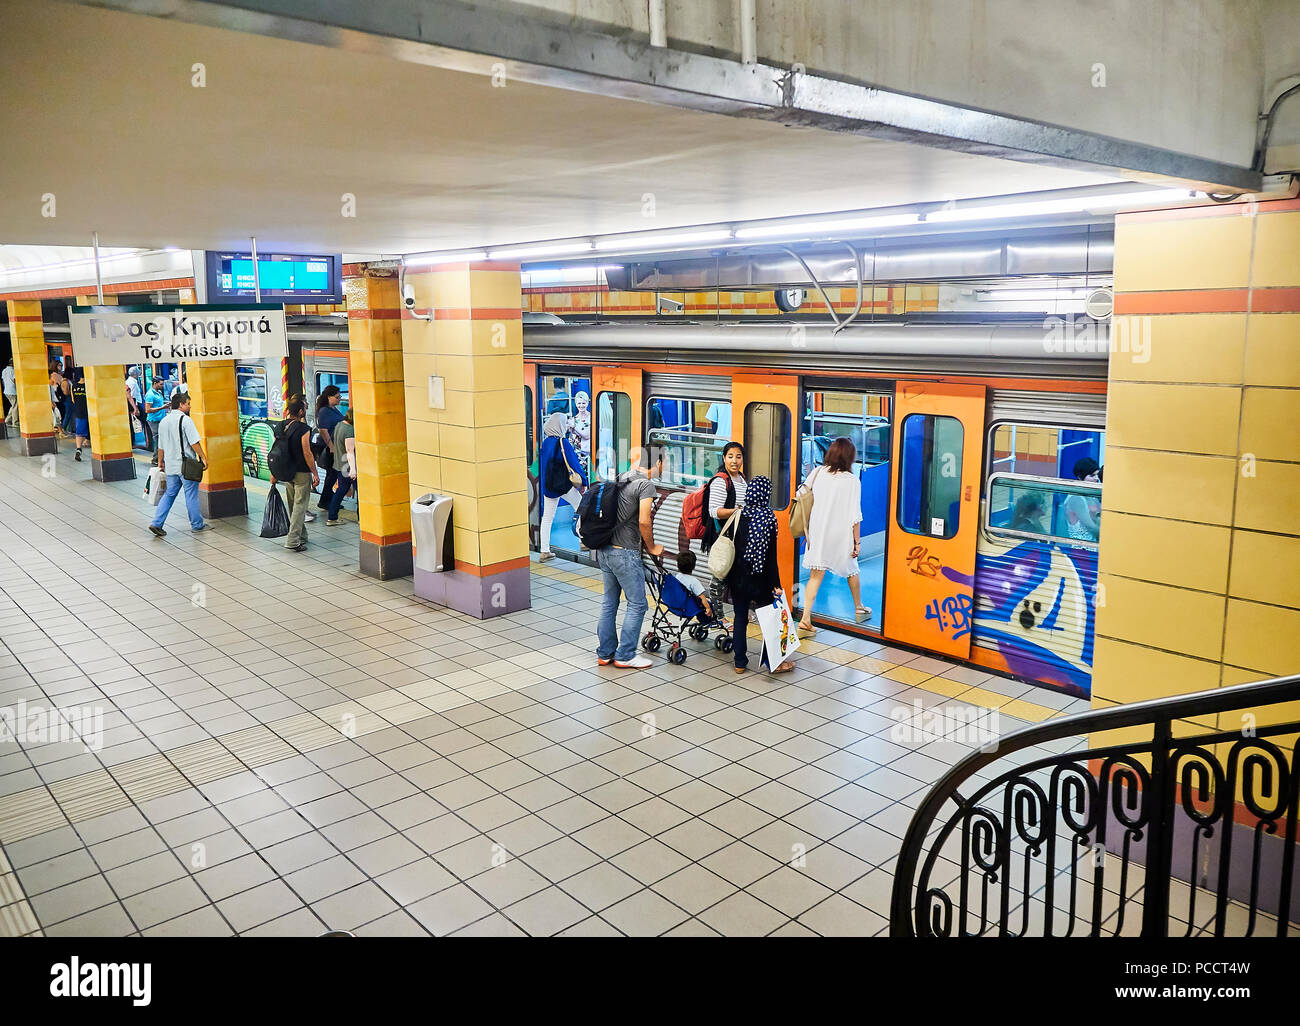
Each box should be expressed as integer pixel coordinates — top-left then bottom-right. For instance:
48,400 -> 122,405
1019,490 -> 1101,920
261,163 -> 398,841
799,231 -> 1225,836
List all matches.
755,591 -> 801,669
706,509 -> 741,579
789,466 -> 821,539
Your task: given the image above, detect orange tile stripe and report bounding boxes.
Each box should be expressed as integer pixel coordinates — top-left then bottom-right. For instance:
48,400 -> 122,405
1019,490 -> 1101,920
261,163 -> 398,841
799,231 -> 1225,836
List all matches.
361,531 -> 412,546
402,308 -> 523,321
1119,195 -> 1300,223
1114,287 -> 1300,315
200,480 -> 245,492
347,308 -> 403,320
0,277 -> 196,301
453,556 -> 530,577
21,430 -> 56,439
94,451 -> 134,461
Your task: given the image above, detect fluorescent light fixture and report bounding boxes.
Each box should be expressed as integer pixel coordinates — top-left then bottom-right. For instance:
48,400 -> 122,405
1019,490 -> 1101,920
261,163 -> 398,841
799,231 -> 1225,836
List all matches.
0,248 -> 149,277
594,229 -> 732,251
488,242 -> 593,260
735,213 -> 918,240
403,250 -> 487,267
978,288 -> 1090,301
927,189 -> 1191,224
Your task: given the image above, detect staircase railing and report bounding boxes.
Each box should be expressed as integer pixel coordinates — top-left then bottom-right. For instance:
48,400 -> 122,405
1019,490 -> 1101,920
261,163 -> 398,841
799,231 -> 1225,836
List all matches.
890,674 -> 1300,937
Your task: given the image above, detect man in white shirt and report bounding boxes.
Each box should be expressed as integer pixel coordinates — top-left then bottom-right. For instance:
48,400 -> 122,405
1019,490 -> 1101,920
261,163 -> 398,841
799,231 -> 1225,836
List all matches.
2,358 -> 17,427
149,391 -> 209,537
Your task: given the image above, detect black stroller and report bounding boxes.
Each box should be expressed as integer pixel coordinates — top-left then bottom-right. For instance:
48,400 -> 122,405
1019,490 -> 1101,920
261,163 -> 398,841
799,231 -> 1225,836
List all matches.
641,552 -> 732,664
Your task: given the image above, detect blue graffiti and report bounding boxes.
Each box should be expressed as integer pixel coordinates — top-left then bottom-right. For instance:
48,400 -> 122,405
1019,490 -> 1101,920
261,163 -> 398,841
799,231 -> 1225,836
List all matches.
925,593 -> 974,640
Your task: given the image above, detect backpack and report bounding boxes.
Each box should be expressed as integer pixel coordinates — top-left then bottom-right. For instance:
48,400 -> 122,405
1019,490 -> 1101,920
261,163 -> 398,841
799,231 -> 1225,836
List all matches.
268,421 -> 300,481
682,471 -> 732,540
576,479 -> 623,550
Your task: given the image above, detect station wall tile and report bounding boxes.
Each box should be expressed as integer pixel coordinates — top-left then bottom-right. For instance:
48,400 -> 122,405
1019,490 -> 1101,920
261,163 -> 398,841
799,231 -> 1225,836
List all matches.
1105,381 -> 1240,457
1222,599 -> 1300,678
1113,217 -> 1252,292
1251,210 -> 1300,288
1101,448 -> 1237,525
1097,513 -> 1230,593
1233,460 -> 1300,534
1091,637 -> 1222,705
1108,314 -> 1246,384
1227,530 -> 1300,609
1244,314 -> 1300,387
1096,573 -> 1225,661
1238,387 -> 1300,462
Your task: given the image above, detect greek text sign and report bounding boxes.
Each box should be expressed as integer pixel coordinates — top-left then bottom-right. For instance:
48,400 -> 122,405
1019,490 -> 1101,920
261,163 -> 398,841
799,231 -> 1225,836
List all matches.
69,304 -> 287,366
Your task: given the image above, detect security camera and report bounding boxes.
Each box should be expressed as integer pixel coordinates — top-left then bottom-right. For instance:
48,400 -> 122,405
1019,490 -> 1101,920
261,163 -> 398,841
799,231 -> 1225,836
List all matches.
656,296 -> 684,314
402,283 -> 416,310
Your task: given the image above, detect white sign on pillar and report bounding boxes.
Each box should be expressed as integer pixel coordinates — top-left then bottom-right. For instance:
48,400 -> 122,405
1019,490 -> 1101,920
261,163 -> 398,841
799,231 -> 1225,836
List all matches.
69,304 -> 288,367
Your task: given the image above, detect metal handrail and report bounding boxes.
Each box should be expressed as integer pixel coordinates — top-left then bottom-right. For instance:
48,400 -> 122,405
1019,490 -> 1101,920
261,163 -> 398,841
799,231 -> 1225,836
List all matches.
890,673 -> 1300,937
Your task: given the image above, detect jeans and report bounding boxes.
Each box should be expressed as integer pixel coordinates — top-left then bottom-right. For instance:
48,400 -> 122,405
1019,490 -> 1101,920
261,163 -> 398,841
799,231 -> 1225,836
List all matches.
61,403 -> 74,434
284,472 -> 312,548
151,474 -> 203,530
318,465 -> 339,507
327,473 -> 353,521
540,488 -> 582,552
596,546 -> 648,663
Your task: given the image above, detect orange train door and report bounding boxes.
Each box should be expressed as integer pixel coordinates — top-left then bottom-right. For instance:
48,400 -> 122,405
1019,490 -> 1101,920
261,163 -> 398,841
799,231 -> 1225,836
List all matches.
734,372 -> 799,601
882,381 -> 986,660
591,366 -> 643,479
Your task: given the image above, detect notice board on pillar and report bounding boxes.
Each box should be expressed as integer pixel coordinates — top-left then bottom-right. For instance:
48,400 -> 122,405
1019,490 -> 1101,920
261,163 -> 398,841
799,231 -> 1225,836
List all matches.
68,304 -> 288,367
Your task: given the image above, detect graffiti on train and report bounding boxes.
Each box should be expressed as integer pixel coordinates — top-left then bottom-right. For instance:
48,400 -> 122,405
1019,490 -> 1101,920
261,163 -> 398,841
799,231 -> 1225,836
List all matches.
971,539 -> 1098,698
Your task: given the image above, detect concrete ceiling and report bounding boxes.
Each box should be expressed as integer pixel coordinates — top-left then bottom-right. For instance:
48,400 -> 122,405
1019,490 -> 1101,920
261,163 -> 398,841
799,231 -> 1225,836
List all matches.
0,2 -> 1123,257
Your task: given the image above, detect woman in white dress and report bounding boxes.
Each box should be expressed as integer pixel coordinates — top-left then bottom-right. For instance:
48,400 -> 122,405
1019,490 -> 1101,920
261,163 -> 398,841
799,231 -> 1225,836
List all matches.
796,436 -> 869,634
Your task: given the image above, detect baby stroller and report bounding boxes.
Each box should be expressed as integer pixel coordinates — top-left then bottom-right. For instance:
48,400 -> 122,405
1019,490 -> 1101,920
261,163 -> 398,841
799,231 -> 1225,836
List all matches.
641,552 -> 732,664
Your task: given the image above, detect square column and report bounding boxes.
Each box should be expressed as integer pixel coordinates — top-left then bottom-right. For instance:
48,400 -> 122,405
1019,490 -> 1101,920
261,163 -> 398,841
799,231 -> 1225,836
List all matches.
345,271 -> 412,579
75,295 -> 136,482
5,300 -> 57,455
186,361 -> 249,518
401,262 -> 530,618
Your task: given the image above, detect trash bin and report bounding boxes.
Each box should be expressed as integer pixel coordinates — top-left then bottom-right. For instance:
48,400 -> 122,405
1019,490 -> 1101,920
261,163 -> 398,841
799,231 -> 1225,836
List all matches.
410,493 -> 454,572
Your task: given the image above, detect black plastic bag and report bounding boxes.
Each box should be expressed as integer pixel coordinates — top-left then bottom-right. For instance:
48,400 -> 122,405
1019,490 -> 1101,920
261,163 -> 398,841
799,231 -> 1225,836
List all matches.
260,484 -> 290,538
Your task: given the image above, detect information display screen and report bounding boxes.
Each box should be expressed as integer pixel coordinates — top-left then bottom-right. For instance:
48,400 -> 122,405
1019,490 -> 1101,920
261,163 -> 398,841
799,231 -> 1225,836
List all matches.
204,251 -> 343,303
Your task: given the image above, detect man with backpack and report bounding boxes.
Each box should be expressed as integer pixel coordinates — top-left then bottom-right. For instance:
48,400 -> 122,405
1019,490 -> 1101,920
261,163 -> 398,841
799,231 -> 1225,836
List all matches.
268,397 -> 319,552
579,447 -> 664,669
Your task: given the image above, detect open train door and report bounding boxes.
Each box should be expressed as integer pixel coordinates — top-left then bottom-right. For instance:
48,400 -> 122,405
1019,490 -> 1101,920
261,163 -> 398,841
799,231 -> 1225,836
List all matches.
882,381 -> 986,660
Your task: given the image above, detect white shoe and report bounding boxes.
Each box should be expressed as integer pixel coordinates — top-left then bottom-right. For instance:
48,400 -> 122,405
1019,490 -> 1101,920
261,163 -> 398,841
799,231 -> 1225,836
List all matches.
304,512 -> 316,523
613,655 -> 653,669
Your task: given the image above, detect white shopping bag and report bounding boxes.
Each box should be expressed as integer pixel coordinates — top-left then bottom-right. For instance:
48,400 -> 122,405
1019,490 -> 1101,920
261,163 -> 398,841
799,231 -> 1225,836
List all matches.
146,466 -> 165,506
754,591 -> 800,670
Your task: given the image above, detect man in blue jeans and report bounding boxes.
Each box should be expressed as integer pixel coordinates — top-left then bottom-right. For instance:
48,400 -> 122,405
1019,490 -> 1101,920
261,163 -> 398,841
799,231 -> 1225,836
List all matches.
595,449 -> 664,669
149,391 -> 208,537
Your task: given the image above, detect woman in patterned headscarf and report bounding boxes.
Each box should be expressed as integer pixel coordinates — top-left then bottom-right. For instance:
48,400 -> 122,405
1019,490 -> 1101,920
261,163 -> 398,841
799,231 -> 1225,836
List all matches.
722,476 -> 794,674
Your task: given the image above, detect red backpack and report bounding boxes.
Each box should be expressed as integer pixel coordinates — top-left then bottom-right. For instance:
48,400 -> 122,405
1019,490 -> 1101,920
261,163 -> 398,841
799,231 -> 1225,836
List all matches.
682,471 -> 730,540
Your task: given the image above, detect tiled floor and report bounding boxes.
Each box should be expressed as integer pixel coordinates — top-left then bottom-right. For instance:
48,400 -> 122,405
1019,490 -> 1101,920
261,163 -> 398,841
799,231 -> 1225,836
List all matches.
0,437 -> 1093,937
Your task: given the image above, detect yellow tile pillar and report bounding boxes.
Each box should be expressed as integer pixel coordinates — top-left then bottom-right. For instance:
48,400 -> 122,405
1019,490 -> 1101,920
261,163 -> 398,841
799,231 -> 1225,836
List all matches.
401,261 -> 530,617
4,300 -> 57,454
185,361 -> 249,518
345,269 -> 411,578
73,294 -> 137,482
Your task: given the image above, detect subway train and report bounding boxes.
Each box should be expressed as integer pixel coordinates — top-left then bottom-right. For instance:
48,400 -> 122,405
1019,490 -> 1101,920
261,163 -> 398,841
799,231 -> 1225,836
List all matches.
522,319 -> 1106,701
16,313 -> 1107,700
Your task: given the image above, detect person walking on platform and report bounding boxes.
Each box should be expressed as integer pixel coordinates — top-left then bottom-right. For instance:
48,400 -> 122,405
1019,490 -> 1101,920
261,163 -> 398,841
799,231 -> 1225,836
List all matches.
3,358 -> 17,428
724,476 -> 795,675
325,409 -> 355,526
70,368 -> 90,463
149,391 -> 208,537
142,375 -> 168,453
126,367 -> 144,447
272,397 -> 319,552
539,411 -> 587,559
593,448 -> 664,670
49,360 -> 70,439
795,436 -> 869,634
314,385 -> 344,513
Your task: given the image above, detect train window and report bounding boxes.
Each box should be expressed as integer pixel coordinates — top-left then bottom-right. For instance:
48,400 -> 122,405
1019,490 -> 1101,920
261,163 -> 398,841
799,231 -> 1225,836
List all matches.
744,402 -> 792,508
986,473 -> 1102,546
596,391 -> 631,481
236,365 -> 269,419
989,423 -> 1104,482
524,386 -> 534,464
802,390 -> 891,471
897,414 -> 963,539
646,396 -> 731,490
316,371 -> 349,415
540,373 -> 592,471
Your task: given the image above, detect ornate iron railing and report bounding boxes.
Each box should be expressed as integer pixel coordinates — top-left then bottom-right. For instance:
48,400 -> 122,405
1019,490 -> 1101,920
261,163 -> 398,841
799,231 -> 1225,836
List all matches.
890,674 -> 1300,937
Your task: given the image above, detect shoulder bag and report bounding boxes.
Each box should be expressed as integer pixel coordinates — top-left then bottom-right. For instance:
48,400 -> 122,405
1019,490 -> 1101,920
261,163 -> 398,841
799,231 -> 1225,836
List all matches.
789,466 -> 821,538
707,509 -> 742,580
560,438 -> 584,488
180,414 -> 205,482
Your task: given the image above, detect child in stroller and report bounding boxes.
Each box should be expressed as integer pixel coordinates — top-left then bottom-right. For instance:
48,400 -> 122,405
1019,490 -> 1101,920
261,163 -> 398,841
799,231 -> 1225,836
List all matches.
641,550 -> 733,664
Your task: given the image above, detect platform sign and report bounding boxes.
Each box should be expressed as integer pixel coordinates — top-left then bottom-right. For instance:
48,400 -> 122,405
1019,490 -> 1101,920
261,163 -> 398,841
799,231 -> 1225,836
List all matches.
69,304 -> 287,366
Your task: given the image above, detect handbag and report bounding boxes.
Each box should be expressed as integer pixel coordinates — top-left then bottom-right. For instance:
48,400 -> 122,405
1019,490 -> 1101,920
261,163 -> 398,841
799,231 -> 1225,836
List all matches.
755,591 -> 801,670
560,438 -> 584,488
707,509 -> 741,580
789,466 -> 821,539
180,414 -> 205,482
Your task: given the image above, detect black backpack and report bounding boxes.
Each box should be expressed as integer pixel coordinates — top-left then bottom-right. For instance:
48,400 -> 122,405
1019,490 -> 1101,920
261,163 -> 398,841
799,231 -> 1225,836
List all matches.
576,479 -> 623,550
268,421 -> 300,481
544,441 -> 574,496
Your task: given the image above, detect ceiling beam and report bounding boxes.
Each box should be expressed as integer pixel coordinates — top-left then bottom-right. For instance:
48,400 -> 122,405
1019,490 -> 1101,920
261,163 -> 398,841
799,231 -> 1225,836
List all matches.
67,0 -> 1263,194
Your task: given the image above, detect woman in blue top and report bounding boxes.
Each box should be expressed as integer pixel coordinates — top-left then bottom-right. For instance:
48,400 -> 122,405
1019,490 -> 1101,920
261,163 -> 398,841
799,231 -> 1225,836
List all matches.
314,386 -> 345,512
538,412 -> 587,560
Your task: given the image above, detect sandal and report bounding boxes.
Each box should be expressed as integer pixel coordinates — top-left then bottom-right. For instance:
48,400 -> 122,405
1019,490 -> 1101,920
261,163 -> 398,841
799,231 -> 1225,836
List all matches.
772,661 -> 795,674
797,623 -> 817,636
854,607 -> 872,623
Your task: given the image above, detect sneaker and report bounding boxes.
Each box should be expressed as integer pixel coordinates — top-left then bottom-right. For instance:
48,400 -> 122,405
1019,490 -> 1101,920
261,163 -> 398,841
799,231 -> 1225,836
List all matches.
597,656 -> 613,666
191,524 -> 209,532
74,449 -> 82,462
325,519 -> 339,526
149,525 -> 166,538
286,542 -> 307,552
613,655 -> 653,670
304,512 -> 316,523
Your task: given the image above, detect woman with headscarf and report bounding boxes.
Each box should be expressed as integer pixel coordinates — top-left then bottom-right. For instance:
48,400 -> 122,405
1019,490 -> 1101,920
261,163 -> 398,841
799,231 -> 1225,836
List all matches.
723,476 -> 795,674
539,411 -> 588,560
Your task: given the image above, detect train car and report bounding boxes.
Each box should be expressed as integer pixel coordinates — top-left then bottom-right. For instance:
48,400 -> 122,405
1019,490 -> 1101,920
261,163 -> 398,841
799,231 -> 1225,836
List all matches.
522,320 -> 1106,700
